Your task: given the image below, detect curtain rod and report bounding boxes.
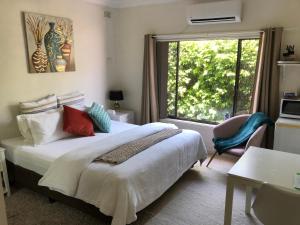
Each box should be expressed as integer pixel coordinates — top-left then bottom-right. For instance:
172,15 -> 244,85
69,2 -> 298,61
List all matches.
153,27 -> 299,41
153,30 -> 262,41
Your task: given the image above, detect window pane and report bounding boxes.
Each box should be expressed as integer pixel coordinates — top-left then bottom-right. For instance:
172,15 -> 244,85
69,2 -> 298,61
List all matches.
236,39 -> 260,115
167,42 -> 178,117
166,38 -> 260,124
176,40 -> 237,123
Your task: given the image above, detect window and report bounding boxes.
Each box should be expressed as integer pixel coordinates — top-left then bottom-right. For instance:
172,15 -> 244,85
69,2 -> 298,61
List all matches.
166,38 -> 260,124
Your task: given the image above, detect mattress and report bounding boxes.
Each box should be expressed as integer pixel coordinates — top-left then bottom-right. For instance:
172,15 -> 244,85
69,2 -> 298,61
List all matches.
1,121 -> 138,175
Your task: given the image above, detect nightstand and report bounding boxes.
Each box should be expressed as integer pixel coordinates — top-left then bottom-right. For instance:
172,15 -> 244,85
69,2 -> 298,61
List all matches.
107,109 -> 135,124
0,175 -> 8,225
0,148 -> 10,196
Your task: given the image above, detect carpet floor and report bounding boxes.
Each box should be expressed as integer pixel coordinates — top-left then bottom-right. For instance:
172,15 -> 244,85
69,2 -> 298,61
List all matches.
5,163 -> 262,225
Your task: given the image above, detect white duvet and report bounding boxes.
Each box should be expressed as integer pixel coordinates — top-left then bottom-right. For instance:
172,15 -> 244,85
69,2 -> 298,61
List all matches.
39,122 -> 207,225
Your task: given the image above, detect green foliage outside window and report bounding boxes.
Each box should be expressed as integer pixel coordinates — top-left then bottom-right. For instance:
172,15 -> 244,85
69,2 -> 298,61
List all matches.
167,39 -> 259,123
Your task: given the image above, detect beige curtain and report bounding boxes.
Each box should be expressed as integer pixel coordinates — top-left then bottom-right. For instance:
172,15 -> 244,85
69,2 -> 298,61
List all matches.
252,27 -> 283,148
157,42 -> 169,119
141,34 -> 159,124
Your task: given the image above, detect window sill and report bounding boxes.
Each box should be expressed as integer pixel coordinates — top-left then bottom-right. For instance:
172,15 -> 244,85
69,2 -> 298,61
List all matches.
161,118 -> 217,127
160,118 -> 216,153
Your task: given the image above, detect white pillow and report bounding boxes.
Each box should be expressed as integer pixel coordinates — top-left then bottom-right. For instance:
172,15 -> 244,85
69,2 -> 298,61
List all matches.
57,91 -> 85,107
19,94 -> 58,114
27,107 -> 71,145
68,104 -> 88,112
16,108 -> 59,143
16,115 -> 34,142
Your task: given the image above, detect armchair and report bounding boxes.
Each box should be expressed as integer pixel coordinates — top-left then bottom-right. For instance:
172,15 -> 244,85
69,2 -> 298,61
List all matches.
206,114 -> 267,167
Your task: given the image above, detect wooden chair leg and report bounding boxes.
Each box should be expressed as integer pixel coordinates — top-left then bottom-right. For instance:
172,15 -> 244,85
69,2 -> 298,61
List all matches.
206,151 -> 218,167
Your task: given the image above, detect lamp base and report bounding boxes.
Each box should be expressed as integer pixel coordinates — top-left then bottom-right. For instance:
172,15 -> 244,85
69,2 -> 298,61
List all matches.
113,101 -> 120,109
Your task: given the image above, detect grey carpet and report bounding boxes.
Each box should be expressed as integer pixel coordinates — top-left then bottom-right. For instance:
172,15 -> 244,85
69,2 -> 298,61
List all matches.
5,166 -> 262,225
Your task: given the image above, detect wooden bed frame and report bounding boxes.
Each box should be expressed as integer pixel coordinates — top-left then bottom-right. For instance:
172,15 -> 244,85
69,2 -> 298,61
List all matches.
6,161 -> 111,223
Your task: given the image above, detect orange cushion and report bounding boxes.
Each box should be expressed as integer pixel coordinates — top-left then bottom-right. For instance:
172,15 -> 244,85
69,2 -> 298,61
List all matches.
63,105 -> 95,136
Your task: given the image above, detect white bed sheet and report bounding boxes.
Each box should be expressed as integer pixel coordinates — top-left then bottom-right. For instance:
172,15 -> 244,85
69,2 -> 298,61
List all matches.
38,123 -> 207,225
1,121 -> 137,175
2,121 -> 207,225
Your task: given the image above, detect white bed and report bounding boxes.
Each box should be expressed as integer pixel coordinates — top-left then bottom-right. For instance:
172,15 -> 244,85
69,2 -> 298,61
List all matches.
1,121 -> 137,175
1,121 -> 207,225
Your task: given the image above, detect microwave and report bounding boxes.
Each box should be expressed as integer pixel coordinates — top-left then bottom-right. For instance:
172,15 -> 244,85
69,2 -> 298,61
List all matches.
280,99 -> 300,119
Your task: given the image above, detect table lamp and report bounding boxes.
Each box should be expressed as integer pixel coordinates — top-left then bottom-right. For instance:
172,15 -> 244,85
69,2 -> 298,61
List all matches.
109,90 -> 124,109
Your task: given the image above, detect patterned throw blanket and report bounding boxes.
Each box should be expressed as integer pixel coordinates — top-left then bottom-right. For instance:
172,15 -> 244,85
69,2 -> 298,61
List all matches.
94,128 -> 182,164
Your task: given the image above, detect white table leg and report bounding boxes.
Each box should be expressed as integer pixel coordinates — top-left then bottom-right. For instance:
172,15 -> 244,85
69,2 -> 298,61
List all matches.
0,176 -> 8,225
224,175 -> 234,225
245,186 -> 252,214
0,151 -> 10,197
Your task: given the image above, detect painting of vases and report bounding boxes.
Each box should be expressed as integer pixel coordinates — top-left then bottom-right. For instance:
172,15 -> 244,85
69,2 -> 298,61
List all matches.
24,12 -> 76,73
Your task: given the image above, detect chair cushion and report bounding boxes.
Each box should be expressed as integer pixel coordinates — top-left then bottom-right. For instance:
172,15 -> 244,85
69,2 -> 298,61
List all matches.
226,147 -> 246,157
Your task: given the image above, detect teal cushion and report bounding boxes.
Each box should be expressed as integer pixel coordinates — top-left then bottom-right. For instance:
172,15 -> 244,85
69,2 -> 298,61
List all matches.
88,102 -> 111,133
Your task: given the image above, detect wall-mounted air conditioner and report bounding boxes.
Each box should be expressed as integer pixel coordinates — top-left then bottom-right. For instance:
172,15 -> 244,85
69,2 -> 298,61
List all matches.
186,0 -> 242,25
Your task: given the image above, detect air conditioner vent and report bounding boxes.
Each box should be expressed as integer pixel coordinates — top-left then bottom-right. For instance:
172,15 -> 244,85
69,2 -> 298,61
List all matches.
187,0 -> 242,25
191,16 -> 237,24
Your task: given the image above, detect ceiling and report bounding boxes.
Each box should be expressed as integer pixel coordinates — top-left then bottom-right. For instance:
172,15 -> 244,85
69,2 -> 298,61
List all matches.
86,0 -> 181,8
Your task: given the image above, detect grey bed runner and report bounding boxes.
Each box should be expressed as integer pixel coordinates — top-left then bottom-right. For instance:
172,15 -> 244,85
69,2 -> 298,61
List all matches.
94,128 -> 182,164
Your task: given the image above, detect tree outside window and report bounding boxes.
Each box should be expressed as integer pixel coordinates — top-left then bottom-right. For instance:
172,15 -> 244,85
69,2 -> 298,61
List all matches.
166,39 -> 260,124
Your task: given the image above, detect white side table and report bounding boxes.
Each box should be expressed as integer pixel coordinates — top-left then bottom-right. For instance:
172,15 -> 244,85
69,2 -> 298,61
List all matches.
0,148 -> 10,196
0,175 -> 8,225
107,109 -> 135,124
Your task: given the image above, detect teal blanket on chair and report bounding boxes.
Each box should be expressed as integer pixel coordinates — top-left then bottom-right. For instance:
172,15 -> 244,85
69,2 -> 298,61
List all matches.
213,112 -> 273,154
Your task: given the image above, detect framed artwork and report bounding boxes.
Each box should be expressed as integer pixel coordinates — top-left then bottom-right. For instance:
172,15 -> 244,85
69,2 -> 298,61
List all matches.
23,12 -> 75,73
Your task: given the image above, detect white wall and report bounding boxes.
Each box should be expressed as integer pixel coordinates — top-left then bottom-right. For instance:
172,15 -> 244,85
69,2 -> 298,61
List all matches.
109,0 -> 300,148
0,0 -> 109,139
2,0 -> 299,146
111,0 -> 300,122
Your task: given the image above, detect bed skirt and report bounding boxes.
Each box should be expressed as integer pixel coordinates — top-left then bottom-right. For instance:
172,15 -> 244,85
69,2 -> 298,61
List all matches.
7,160 -> 198,224
6,160 -> 111,223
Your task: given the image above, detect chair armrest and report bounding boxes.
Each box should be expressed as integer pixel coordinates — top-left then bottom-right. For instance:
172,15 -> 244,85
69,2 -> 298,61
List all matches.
245,124 -> 267,149
213,114 -> 250,139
